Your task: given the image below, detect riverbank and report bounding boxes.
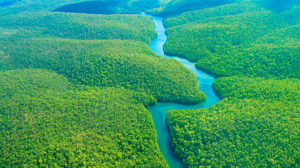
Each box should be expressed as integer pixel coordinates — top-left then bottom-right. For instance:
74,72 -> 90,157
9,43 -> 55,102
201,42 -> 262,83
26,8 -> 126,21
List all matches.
145,14 -> 220,168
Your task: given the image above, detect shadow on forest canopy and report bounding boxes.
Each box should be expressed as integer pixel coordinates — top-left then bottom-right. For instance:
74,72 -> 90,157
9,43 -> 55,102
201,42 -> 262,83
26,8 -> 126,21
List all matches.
54,1 -> 119,14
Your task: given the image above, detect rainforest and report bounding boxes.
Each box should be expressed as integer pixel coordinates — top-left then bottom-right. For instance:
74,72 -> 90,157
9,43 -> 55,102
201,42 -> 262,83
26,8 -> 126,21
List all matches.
0,0 -> 299,167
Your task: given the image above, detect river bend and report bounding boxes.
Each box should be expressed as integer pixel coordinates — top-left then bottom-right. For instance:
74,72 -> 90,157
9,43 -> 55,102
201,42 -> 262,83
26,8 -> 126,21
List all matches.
145,14 -> 220,168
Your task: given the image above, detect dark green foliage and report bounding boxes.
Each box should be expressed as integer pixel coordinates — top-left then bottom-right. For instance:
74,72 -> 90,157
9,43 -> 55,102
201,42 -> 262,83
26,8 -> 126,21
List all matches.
168,99 -> 299,167
0,1 -> 209,166
54,1 -> 119,14
0,0 -> 160,15
0,38 -> 205,104
54,0 -> 160,14
168,77 -> 300,167
2,0 -> 299,167
163,1 -> 262,27
163,1 -> 300,78
0,12 -> 156,43
195,42 -> 300,78
0,69 -> 167,167
149,0 -> 235,16
164,1 -> 300,167
214,77 -> 300,101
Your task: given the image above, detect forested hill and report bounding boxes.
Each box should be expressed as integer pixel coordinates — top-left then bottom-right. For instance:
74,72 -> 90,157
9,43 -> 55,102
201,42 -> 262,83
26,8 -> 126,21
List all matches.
163,0 -> 300,78
1,0 -> 299,167
168,77 -> 300,167
162,0 -> 300,167
0,69 -> 167,167
0,0 -> 160,14
149,0 -> 236,16
0,0 -> 205,167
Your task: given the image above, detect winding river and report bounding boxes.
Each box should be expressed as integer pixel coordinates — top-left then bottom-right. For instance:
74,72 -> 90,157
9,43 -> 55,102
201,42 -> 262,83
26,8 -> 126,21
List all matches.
145,14 -> 220,168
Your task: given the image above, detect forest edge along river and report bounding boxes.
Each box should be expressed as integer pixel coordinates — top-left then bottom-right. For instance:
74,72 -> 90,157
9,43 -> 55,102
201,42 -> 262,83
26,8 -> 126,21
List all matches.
144,14 -> 220,168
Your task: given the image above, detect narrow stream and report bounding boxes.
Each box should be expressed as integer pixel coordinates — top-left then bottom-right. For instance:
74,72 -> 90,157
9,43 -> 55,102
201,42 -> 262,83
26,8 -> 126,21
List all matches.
145,14 -> 220,168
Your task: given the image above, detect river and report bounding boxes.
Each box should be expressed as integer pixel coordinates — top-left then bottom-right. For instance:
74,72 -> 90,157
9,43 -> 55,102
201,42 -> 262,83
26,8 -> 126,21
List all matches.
145,14 -> 220,168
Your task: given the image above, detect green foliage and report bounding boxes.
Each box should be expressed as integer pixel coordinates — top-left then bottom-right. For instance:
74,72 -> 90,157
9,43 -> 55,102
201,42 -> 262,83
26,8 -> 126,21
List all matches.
196,42 -> 300,78
164,1 -> 300,167
163,1 -> 262,27
0,12 -> 156,43
0,0 -> 161,14
0,27 -> 18,38
0,69 -> 167,167
163,1 -> 300,78
168,76 -> 300,167
214,77 -> 300,101
54,0 -> 161,14
149,0 -> 235,16
168,99 -> 299,167
0,38 -> 205,104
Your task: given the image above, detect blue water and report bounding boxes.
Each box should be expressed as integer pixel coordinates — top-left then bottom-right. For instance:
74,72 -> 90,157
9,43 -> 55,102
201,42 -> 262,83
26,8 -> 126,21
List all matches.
145,14 -> 220,168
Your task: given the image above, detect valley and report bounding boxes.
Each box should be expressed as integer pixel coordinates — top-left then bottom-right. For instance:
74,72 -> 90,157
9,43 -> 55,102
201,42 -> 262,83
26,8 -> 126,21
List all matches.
0,0 -> 299,167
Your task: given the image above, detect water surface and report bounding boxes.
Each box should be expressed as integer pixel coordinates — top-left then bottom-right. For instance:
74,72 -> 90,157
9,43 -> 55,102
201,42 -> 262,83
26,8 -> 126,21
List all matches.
145,14 -> 220,168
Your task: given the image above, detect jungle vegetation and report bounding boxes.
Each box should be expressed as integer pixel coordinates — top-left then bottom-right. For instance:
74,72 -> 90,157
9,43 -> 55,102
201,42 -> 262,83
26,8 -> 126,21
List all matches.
0,69 -> 168,167
0,38 -> 205,104
54,0 -> 161,14
163,0 -> 299,167
0,0 -> 206,167
163,0 -> 300,78
168,77 -> 299,167
0,12 -> 156,43
1,0 -> 299,167
149,0 -> 235,16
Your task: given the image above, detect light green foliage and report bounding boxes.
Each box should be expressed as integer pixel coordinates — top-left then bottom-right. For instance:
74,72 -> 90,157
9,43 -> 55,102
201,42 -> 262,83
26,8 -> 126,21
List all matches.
168,77 -> 300,167
0,0 -> 207,167
165,1 -> 300,167
214,77 -> 300,101
163,1 -> 300,78
196,41 -> 300,78
0,38 -> 204,104
168,99 -> 299,167
163,2 -> 261,27
0,69 -> 167,167
0,12 -> 156,43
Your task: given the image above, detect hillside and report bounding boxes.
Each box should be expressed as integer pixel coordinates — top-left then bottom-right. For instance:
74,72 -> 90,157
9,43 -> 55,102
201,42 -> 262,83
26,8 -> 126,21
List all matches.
0,12 -> 156,43
0,69 -> 168,167
149,0 -> 235,16
163,0 -> 300,78
0,0 -> 208,167
168,77 -> 300,167
0,38 -> 204,104
1,0 -> 299,167
162,0 -> 300,167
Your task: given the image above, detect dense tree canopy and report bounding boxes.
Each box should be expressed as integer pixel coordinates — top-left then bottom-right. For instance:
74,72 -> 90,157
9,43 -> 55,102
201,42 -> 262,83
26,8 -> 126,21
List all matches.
163,1 -> 299,167
0,69 -> 169,167
0,0 -> 207,167
149,0 -> 235,16
163,0 -> 300,78
168,77 -> 300,167
0,12 -> 156,43
0,38 -> 205,104
1,0 -> 299,167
